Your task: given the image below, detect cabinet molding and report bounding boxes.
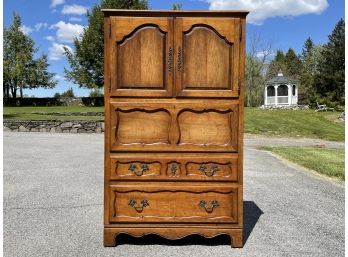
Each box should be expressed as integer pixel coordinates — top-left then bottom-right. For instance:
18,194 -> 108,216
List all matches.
103,10 -> 247,248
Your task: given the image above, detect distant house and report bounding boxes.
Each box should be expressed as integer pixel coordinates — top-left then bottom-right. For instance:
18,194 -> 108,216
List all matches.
264,71 -> 299,106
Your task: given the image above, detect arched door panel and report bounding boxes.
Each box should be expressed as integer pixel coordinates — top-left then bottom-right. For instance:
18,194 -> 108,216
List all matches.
174,18 -> 241,98
108,17 -> 173,97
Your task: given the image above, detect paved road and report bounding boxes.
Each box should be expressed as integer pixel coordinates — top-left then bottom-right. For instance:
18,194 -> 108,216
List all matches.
4,132 -> 344,257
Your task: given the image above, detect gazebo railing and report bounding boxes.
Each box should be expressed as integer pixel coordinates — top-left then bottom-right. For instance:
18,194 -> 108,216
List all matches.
277,96 -> 288,104
267,97 -> 275,104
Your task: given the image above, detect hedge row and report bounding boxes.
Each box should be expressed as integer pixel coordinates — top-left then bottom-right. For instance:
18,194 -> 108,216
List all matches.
4,97 -> 104,107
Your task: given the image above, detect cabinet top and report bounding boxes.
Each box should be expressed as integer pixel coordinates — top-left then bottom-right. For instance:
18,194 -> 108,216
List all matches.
102,9 -> 248,18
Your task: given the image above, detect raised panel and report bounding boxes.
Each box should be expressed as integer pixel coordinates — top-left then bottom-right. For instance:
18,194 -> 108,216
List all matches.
108,17 -> 173,97
186,161 -> 236,179
109,183 -> 238,223
113,161 -> 161,177
115,108 -> 171,145
177,109 -> 233,146
117,26 -> 165,89
175,18 -> 240,97
109,100 -> 238,152
183,26 -> 232,89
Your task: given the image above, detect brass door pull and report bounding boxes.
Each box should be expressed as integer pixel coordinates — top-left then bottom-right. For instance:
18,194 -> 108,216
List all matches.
177,46 -> 182,71
168,46 -> 173,73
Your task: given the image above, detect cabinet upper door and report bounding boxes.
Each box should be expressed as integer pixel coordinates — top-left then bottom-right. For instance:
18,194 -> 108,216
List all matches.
108,17 -> 173,97
174,18 -> 241,98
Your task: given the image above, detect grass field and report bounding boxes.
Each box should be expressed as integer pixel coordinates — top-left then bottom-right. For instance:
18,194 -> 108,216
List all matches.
245,108 -> 344,141
260,146 -> 345,181
3,106 -> 345,141
4,106 -> 104,121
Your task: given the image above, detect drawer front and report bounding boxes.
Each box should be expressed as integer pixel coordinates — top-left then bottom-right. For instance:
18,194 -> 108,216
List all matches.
109,99 -> 239,152
108,183 -> 239,223
109,153 -> 238,181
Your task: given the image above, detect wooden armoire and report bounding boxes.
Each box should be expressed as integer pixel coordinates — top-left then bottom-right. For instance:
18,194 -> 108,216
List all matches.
103,9 -> 247,248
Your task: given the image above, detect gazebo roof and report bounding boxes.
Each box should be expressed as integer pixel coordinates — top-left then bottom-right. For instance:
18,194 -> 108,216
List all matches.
266,71 -> 298,85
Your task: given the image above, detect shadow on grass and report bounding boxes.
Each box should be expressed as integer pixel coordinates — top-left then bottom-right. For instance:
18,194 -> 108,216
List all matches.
116,201 -> 263,246
3,114 -> 18,119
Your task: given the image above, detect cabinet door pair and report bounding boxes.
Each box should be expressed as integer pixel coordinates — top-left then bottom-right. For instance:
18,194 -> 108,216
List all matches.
107,17 -> 241,98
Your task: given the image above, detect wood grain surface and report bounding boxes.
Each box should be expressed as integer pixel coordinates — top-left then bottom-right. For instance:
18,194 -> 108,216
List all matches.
103,10 -> 247,248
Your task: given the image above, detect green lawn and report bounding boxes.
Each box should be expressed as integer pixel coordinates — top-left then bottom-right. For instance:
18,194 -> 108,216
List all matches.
245,108 -> 344,141
260,146 -> 345,180
3,106 -> 345,141
4,106 -> 104,121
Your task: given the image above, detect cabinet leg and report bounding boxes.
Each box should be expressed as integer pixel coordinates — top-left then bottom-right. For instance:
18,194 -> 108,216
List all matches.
230,230 -> 243,248
104,229 -> 117,247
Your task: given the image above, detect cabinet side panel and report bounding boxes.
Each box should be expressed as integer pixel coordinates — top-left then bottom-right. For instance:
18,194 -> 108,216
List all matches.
237,17 -> 246,227
104,16 -> 111,225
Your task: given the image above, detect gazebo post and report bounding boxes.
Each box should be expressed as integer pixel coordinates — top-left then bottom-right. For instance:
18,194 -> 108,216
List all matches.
295,85 -> 298,105
264,86 -> 268,106
287,84 -> 291,106
274,84 -> 278,106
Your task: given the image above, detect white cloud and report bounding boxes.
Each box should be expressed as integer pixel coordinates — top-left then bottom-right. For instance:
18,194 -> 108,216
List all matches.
256,50 -> 274,59
208,0 -> 329,25
49,21 -> 84,43
54,74 -> 66,81
48,43 -> 72,60
45,35 -> 55,41
61,4 -> 88,15
35,22 -> 48,31
69,17 -> 83,22
20,25 -> 33,35
50,0 -> 65,8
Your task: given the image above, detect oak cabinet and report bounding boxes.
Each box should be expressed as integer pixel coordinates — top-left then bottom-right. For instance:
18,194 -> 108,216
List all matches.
103,9 -> 247,248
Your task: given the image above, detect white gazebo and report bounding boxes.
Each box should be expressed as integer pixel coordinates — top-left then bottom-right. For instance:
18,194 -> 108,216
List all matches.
264,71 -> 299,106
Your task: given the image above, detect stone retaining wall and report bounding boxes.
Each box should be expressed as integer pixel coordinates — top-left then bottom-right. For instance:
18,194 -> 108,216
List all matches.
3,120 -> 104,133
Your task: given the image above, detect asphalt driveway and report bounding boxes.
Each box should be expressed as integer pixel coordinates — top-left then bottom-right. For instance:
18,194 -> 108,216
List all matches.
3,132 -> 344,257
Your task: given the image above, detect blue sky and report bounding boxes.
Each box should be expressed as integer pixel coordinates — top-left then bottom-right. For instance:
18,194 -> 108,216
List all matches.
4,0 -> 344,97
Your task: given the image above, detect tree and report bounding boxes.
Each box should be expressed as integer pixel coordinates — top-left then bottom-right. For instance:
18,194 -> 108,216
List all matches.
299,44 -> 323,104
313,19 -> 345,105
266,48 -> 302,80
301,37 -> 314,59
172,3 -> 182,10
54,92 -> 61,98
284,48 -> 302,79
89,88 -> 104,97
65,0 -> 148,89
61,87 -> 75,97
266,50 -> 286,80
3,14 -> 57,100
245,32 -> 273,107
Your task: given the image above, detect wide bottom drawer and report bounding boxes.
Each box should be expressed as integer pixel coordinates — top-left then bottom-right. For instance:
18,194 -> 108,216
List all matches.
108,183 -> 239,224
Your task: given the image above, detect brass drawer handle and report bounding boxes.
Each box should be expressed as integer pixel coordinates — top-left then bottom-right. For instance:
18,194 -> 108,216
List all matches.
128,163 -> 149,176
199,164 -> 219,177
199,200 -> 219,213
168,46 -> 173,73
128,199 -> 149,213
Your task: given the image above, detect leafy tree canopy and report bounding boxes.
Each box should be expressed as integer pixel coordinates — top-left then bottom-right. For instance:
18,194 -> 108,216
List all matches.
65,0 -> 148,89
314,19 -> 345,105
301,37 -> 314,59
4,14 -> 57,99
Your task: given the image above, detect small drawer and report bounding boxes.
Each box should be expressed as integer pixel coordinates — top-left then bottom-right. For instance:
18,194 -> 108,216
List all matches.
108,153 -> 239,181
108,183 -> 239,223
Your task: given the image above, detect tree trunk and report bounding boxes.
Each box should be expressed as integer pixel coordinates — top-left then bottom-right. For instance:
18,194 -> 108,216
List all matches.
20,86 -> 23,99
